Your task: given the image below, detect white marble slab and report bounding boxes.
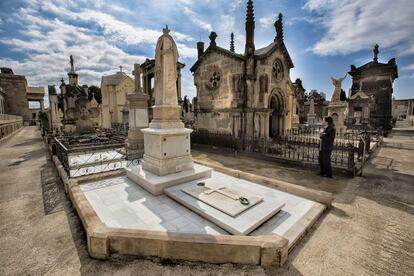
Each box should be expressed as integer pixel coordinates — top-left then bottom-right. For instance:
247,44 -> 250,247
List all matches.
80,176 -> 227,235
166,179 -> 285,235
181,182 -> 263,217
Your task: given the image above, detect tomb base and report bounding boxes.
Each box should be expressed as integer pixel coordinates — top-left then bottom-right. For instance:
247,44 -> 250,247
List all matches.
141,127 -> 194,176
125,164 -> 212,196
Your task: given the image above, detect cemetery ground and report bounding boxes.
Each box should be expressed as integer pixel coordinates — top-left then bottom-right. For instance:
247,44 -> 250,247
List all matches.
0,126 -> 413,276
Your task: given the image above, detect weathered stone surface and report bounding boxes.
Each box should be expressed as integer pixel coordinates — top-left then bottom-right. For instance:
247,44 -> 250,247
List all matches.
140,27 -> 194,176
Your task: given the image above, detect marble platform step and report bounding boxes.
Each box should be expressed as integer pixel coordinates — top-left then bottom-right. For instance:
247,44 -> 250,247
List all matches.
125,164 -> 212,196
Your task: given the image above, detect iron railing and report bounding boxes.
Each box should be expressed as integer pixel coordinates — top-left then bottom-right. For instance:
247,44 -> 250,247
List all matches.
191,128 -> 382,175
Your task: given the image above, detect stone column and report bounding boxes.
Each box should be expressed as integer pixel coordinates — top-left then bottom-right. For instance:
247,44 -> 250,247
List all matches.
126,92 -> 149,160
126,63 -> 150,160
40,100 -> 44,111
177,69 -> 182,102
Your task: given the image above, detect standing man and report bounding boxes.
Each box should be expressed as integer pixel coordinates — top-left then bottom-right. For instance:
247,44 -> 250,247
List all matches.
318,116 -> 336,178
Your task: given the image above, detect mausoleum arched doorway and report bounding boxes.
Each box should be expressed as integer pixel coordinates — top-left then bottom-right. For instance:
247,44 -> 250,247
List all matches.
268,90 -> 285,138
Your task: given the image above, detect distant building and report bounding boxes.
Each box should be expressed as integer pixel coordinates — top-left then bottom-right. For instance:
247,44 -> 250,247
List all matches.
392,98 -> 414,120
348,44 -> 398,130
100,67 -> 134,129
48,85 -> 63,132
0,68 -> 46,124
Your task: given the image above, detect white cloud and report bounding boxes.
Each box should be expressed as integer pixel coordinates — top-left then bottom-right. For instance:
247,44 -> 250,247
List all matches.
259,17 -> 274,28
182,6 -> 213,32
402,63 -> 414,71
304,0 -> 414,56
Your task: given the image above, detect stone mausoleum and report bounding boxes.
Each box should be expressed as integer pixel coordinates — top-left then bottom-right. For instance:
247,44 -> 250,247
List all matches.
190,0 -> 305,139
100,67 -> 134,129
59,56 -> 100,133
348,44 -> 398,130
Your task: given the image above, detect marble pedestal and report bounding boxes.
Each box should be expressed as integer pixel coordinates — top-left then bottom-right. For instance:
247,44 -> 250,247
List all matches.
328,102 -> 347,131
307,113 -> 317,125
126,163 -> 212,196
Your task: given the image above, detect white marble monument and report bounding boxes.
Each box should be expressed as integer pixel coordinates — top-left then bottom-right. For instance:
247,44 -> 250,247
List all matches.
126,27 -> 211,195
307,95 -> 317,125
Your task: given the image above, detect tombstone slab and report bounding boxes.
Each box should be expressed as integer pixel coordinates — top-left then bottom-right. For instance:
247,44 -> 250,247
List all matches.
181,182 -> 263,217
166,179 -> 285,235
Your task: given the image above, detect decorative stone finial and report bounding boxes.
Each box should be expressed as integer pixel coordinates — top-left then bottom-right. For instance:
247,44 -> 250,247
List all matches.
373,44 -> 379,63
209,31 -> 217,47
69,55 -> 75,72
163,25 -> 170,34
230,32 -> 235,52
274,13 -> 284,42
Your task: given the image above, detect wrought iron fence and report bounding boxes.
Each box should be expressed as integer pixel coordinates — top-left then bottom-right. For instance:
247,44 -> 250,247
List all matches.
53,135 -> 138,178
191,127 -> 380,175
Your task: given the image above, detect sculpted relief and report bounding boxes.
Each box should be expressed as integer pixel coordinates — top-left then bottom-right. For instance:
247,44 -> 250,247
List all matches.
205,65 -> 222,91
272,58 -> 284,82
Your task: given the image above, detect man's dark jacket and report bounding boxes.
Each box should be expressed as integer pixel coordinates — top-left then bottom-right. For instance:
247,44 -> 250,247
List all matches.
321,125 -> 336,152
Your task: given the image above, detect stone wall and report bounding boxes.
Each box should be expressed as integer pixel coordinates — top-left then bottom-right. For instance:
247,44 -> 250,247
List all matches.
0,73 -> 31,122
0,114 -> 23,140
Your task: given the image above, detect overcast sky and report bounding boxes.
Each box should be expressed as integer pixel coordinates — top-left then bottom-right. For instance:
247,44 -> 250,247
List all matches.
0,0 -> 413,109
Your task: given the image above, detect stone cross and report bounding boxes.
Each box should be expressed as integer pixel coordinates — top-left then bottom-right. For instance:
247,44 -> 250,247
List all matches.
132,63 -> 142,93
203,186 -> 240,201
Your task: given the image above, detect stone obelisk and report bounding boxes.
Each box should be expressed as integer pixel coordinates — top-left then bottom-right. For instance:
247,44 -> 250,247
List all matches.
307,95 -> 317,125
141,26 -> 194,176
125,63 -> 149,160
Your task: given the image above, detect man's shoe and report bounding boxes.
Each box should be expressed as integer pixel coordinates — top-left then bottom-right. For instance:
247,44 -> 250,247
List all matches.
317,172 -> 324,176
323,175 -> 332,178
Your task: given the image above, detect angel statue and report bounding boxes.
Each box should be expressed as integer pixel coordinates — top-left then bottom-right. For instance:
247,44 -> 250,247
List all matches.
330,74 -> 347,103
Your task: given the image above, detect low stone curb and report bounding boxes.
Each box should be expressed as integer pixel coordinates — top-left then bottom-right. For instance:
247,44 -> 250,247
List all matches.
49,150 -> 290,266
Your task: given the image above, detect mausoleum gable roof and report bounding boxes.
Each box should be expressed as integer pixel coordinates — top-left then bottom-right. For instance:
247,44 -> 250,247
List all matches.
349,59 -> 398,79
101,72 -> 131,86
255,41 -> 294,69
190,45 -> 245,73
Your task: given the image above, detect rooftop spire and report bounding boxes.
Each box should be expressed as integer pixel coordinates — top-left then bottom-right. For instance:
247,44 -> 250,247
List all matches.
274,13 -> 284,42
245,0 -> 255,55
373,44 -> 379,63
230,32 -> 235,52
